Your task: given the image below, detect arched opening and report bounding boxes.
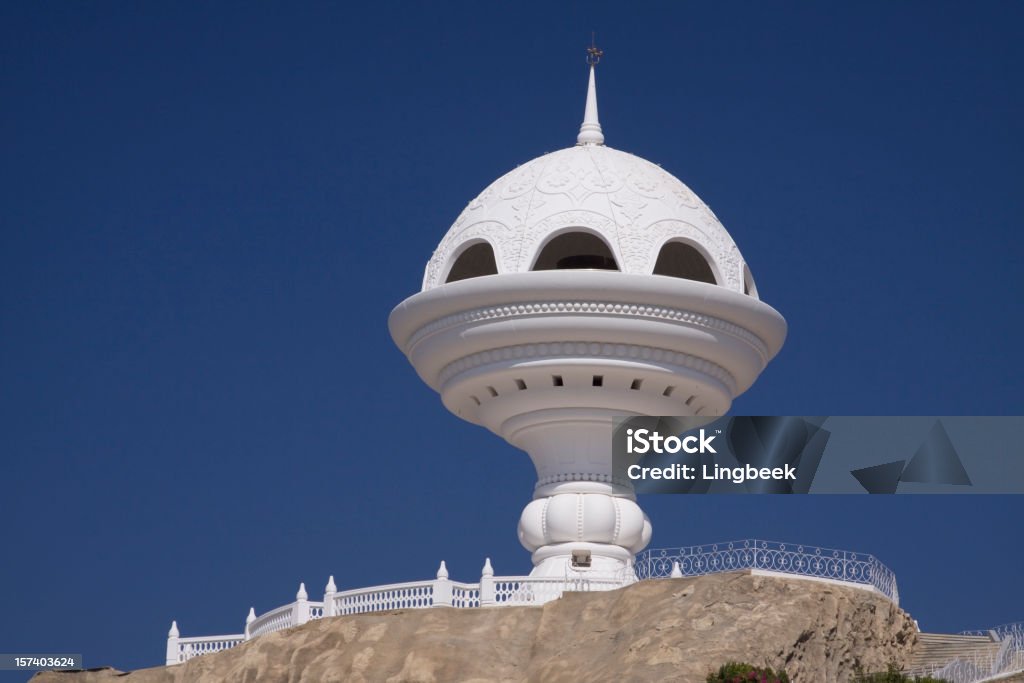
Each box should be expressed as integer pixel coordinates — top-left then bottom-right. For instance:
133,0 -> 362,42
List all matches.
532,232 -> 619,271
445,242 -> 498,283
652,241 -> 717,284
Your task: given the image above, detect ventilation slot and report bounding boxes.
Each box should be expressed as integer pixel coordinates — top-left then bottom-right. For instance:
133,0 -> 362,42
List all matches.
663,386 -> 676,397
552,375 -> 564,387
592,375 -> 603,387
470,396 -> 481,406
630,379 -> 643,390
486,386 -> 498,397
515,379 -> 527,391
685,395 -> 696,406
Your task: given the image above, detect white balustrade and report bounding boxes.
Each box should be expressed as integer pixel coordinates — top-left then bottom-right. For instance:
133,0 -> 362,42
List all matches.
166,634 -> 244,665
247,603 -> 295,639
333,580 -> 435,615
451,582 -> 480,608
492,576 -> 568,606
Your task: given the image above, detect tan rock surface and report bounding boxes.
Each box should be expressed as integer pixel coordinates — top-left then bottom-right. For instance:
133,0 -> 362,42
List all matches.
33,572 -> 917,682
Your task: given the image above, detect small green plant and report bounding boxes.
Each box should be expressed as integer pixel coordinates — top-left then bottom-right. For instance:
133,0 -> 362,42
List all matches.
706,661 -> 790,683
852,662 -> 949,682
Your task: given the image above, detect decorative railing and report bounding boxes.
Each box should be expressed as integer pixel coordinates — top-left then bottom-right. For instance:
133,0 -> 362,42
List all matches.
172,540 -> 1024,672
961,622 -> 1024,651
492,576 -> 568,606
165,557 -> 634,665
490,574 -> 626,606
451,581 -> 481,609
905,632 -> 1024,683
635,539 -> 900,605
915,623 -> 1024,683
247,603 -> 298,639
165,544 -> 1021,683
167,543 -> 902,666
168,634 -> 244,665
332,580 -> 435,615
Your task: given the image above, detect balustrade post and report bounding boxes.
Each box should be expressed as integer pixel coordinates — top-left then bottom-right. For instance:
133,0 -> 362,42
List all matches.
244,607 -> 256,640
165,620 -> 180,666
670,561 -> 683,578
324,575 -> 337,617
480,558 -> 496,606
433,561 -> 452,607
294,582 -> 309,625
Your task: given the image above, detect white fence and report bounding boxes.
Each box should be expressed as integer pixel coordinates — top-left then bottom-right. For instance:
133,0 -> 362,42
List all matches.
165,558 -> 628,665
904,625 -> 1024,683
961,622 -> 1024,653
635,539 -> 900,605
920,623 -> 1024,683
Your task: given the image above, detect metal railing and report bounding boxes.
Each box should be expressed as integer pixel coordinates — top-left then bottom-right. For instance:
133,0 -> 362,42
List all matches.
635,539 -> 900,605
961,622 -> 1024,651
913,623 -> 1024,683
905,637 -> 1024,683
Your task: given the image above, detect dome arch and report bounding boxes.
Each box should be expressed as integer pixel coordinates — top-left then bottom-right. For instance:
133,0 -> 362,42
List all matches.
443,238 -> 500,284
529,226 -> 621,272
651,237 -> 720,285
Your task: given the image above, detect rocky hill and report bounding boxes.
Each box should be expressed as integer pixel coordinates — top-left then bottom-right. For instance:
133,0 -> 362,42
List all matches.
34,571 -> 917,682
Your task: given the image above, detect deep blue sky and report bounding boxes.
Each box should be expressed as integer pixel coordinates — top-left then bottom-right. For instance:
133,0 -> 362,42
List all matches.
1,1 -> 1022,676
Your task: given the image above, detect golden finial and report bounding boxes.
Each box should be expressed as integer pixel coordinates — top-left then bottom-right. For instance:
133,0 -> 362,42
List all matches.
586,33 -> 603,66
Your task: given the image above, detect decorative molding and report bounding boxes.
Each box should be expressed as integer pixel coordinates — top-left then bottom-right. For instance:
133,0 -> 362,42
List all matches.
535,472 -> 627,487
408,299 -> 770,362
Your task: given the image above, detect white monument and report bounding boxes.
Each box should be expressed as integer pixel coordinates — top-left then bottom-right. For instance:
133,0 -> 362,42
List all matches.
389,48 -> 787,578
167,53 -> 940,667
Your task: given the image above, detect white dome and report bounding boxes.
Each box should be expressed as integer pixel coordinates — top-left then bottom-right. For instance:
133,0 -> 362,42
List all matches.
422,144 -> 755,296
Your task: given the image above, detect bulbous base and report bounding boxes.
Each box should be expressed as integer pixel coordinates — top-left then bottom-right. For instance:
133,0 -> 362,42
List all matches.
518,491 -> 651,554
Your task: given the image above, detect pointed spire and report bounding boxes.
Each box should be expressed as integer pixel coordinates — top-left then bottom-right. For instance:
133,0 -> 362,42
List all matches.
296,582 -> 308,601
577,40 -> 605,146
168,620 -> 179,638
436,560 -> 449,580
482,557 -> 494,578
325,575 -> 337,593
246,607 -> 256,625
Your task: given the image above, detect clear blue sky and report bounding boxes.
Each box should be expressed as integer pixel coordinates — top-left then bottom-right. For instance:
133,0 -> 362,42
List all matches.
1,1 -> 1022,675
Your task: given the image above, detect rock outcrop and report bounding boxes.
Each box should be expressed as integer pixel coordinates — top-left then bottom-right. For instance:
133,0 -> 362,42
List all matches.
34,571 -> 917,682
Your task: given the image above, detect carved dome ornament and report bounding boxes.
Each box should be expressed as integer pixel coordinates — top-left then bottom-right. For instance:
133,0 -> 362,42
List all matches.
422,54 -> 753,296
